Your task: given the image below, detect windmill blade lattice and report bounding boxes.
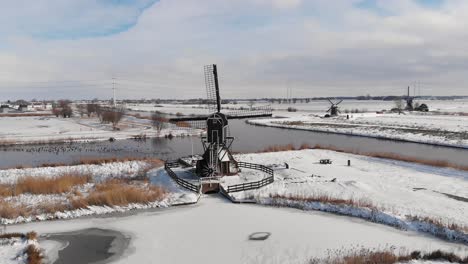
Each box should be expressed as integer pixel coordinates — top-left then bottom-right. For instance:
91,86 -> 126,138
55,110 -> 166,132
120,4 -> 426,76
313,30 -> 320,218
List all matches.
204,64 -> 219,113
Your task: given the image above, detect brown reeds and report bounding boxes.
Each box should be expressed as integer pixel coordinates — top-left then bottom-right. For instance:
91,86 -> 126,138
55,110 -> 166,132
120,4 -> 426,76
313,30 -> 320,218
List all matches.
0,201 -> 29,219
74,180 -> 166,207
0,232 -> 24,239
26,244 -> 43,264
310,249 -> 468,264
0,113 -> 51,117
14,174 -> 91,195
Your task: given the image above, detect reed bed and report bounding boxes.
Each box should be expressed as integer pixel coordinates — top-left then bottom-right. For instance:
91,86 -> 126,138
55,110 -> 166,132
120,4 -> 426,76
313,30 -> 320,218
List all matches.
0,173 -> 91,197
310,248 -> 468,264
257,143 -> 468,171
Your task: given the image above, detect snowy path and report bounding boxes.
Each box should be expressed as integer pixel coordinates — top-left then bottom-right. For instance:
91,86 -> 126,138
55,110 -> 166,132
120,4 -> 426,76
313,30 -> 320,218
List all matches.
7,196 -> 468,264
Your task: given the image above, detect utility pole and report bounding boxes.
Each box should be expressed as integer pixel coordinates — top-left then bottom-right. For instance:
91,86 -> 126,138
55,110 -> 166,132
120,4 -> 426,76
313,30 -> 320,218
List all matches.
112,77 -> 116,107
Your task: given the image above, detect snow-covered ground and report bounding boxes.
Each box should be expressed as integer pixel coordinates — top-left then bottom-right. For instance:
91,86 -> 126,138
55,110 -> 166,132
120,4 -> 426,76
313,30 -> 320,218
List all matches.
126,99 -> 468,115
0,235 -> 39,264
6,196 -> 468,264
0,115 -> 199,145
0,162 -> 199,224
247,112 -> 468,148
221,150 -> 468,242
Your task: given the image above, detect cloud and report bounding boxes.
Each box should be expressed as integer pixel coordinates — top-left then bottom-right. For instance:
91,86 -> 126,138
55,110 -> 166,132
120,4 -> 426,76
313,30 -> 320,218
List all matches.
0,0 -> 157,39
1,0 -> 468,100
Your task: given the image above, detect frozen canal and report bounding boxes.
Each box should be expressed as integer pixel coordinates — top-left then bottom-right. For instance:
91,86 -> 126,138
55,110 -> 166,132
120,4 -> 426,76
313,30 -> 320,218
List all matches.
9,196 -> 468,264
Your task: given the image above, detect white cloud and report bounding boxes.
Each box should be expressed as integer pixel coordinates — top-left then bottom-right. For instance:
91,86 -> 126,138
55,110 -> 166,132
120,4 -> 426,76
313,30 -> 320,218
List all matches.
1,0 -> 468,100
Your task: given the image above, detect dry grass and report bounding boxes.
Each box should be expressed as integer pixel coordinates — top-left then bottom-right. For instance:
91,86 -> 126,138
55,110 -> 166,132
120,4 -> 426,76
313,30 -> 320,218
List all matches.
0,232 -> 42,264
26,244 -> 43,264
25,231 -> 37,240
270,194 -> 377,210
73,180 -> 166,207
310,248 -> 468,264
258,144 -> 296,153
0,113 -> 51,117
12,173 -> 92,196
408,215 -> 468,234
0,232 -> 24,239
0,201 -> 29,219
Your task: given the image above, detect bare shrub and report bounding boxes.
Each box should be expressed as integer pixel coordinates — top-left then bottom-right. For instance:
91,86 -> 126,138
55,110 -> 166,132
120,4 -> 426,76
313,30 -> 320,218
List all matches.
25,231 -> 37,240
26,244 -> 43,264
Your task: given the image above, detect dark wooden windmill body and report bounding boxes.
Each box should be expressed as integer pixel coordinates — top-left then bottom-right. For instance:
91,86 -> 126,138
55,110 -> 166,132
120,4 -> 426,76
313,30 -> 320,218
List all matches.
169,64 -> 272,178
326,99 -> 343,117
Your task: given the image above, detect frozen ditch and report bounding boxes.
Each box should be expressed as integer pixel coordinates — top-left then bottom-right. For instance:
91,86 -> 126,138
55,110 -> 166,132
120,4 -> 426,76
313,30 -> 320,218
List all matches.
7,195 -> 468,264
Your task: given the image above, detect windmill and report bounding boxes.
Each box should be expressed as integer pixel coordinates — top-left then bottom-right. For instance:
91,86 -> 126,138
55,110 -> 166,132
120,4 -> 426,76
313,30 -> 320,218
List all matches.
405,86 -> 414,111
325,98 -> 343,117
404,86 -> 429,112
169,64 -> 272,178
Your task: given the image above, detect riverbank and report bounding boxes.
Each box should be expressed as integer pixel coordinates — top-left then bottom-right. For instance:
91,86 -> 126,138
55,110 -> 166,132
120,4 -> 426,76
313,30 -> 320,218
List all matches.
247,112 -> 468,149
0,115 -> 200,146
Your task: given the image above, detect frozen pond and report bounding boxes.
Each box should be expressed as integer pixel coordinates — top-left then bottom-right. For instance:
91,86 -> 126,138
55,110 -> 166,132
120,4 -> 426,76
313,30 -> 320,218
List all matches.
9,196 -> 468,264
0,118 -> 467,169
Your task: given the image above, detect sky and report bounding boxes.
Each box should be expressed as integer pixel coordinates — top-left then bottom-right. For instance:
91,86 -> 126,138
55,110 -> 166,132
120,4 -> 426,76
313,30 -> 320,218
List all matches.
0,0 -> 467,100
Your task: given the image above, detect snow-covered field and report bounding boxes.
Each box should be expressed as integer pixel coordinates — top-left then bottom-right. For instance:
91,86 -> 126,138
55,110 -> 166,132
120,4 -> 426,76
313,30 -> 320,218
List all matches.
247,112 -> 468,148
221,150 -> 468,242
126,99 -> 468,115
0,115 -> 199,145
0,161 -> 199,225
0,234 -> 40,264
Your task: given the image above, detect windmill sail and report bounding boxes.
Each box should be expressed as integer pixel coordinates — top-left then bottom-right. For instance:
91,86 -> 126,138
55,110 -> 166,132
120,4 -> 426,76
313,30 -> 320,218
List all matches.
204,64 -> 221,113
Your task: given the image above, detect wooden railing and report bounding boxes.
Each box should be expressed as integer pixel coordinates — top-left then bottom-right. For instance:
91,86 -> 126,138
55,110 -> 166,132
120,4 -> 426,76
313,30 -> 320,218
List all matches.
226,162 -> 274,193
164,161 -> 200,193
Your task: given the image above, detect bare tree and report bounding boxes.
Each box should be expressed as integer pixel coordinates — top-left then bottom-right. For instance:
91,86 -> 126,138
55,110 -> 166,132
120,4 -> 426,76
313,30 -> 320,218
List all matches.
86,103 -> 100,117
52,99 -> 73,118
151,111 -> 168,134
101,108 -> 125,129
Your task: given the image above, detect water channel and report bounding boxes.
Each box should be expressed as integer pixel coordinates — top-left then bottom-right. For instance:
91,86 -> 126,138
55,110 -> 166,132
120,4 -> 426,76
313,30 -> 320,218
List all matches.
1,119 -> 467,169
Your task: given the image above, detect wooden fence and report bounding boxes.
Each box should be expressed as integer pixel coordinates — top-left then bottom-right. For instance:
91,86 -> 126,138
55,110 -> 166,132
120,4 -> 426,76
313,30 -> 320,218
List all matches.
226,162 -> 274,193
164,161 -> 200,193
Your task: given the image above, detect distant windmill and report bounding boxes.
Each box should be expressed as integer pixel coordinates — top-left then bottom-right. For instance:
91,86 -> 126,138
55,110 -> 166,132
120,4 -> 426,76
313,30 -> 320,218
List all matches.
404,86 -> 429,112
169,64 -> 272,177
326,98 -> 343,117
405,86 -> 414,111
